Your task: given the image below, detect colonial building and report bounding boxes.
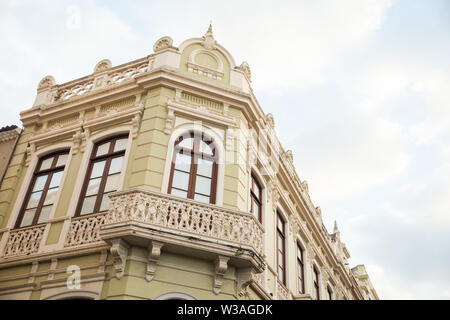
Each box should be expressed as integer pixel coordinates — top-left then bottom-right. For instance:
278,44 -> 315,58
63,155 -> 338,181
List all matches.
0,26 -> 378,300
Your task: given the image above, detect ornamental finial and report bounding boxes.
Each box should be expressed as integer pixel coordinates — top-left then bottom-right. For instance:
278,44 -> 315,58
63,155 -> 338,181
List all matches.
202,23 -> 216,50
334,220 -> 340,234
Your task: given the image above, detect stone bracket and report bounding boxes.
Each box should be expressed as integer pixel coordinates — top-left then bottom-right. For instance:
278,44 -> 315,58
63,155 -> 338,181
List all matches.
213,255 -> 229,295
146,241 -> 164,282
110,239 -> 129,279
236,267 -> 254,299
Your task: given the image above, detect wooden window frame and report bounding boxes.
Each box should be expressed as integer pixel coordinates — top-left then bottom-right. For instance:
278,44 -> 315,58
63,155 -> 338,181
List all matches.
167,132 -> 218,204
75,135 -> 128,217
297,242 -> 305,294
15,151 -> 69,229
249,174 -> 262,223
327,285 -> 333,300
313,266 -> 320,300
276,211 -> 287,285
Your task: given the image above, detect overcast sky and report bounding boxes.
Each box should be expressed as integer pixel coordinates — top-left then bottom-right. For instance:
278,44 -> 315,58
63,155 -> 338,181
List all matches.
1,0 -> 449,299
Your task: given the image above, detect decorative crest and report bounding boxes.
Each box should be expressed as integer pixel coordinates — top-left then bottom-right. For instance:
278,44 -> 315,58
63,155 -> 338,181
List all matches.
202,23 -> 217,50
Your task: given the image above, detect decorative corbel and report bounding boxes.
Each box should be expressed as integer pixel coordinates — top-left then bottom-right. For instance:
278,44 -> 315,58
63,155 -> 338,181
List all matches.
25,143 -> 35,167
146,241 -> 164,282
237,268 -> 254,299
272,186 -> 280,211
164,105 -> 175,135
110,239 -> 129,279
131,112 -> 142,139
72,130 -> 82,155
80,128 -> 90,153
213,256 -> 230,295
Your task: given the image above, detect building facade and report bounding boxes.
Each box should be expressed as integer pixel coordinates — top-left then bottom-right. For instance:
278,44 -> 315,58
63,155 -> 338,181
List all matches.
0,125 -> 21,190
0,26 -> 378,300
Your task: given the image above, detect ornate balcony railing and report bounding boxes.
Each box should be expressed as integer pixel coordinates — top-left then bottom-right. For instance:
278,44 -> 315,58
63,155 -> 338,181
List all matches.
3,225 -> 46,257
65,212 -> 107,247
104,189 -> 264,254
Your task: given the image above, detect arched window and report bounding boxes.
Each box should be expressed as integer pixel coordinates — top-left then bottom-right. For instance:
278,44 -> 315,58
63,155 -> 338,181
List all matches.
16,151 -> 69,228
249,174 -> 262,222
76,135 -> 128,216
168,132 -> 217,204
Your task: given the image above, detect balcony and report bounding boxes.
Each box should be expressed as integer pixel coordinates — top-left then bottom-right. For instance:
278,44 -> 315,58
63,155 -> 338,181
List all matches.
1,189 -> 265,294
100,188 -> 264,270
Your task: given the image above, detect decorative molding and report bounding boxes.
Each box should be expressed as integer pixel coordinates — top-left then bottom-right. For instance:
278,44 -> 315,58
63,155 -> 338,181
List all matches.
48,258 -> 58,280
153,36 -> 173,52
28,261 -> 39,284
94,59 -> 112,73
202,24 -> 217,50
237,61 -> 251,82
37,76 -> 55,92
25,143 -> 35,167
213,255 -> 229,295
110,239 -> 129,279
146,241 -> 164,282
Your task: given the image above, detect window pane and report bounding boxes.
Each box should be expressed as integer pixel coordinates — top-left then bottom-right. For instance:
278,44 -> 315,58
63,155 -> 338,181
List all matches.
96,142 -> 111,157
109,156 -> 123,175
56,153 -> 68,167
105,173 -> 120,193
26,191 -> 42,209
194,176 -> 211,195
278,252 -> 284,267
199,140 -> 214,155
171,188 -> 188,199
99,193 -> 110,212
86,177 -> 101,196
113,138 -> 128,152
179,137 -> 194,149
172,170 -> 190,191
297,246 -> 303,259
174,152 -> 191,172
40,157 -> 54,171
49,171 -> 63,188
37,205 -> 52,224
33,175 -> 48,192
253,202 -> 260,219
90,161 -> 106,179
197,158 -> 213,177
194,193 -> 210,203
44,187 -> 58,205
20,209 -> 36,227
80,195 -> 97,215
